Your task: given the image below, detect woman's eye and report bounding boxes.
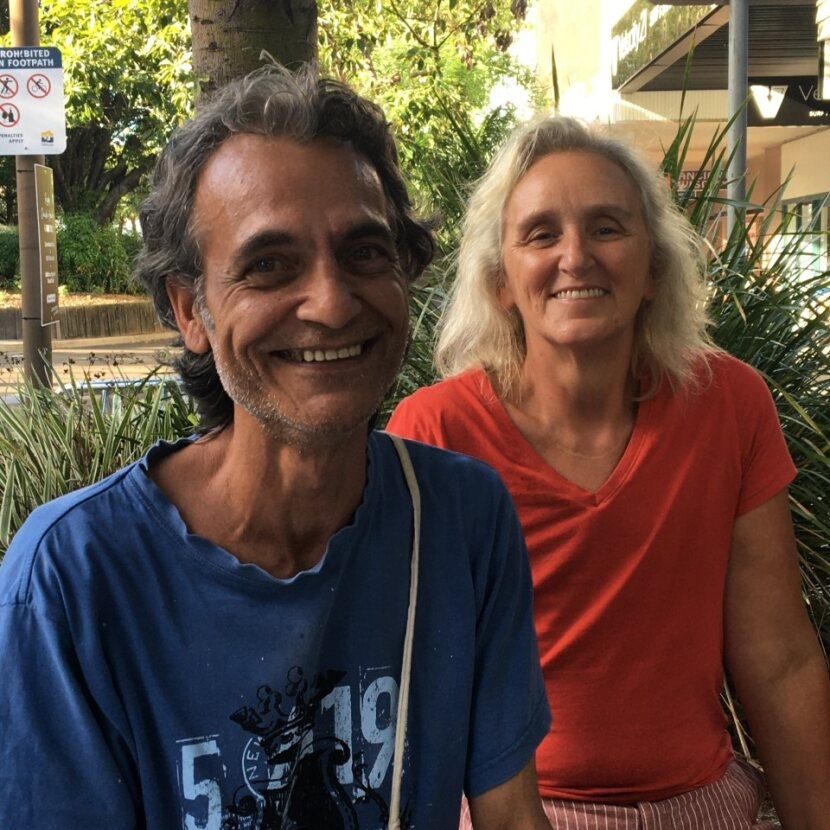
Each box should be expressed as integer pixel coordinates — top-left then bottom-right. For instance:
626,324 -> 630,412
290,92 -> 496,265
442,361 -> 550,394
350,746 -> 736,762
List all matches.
527,230 -> 556,244
594,217 -> 629,236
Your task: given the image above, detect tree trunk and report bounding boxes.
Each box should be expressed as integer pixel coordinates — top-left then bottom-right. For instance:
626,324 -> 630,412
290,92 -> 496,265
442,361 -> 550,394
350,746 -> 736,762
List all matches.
94,167 -> 145,226
189,0 -> 317,101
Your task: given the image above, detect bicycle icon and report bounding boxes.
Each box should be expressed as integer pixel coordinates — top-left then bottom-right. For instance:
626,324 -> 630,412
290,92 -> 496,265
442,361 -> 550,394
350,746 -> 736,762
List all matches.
27,74 -> 50,98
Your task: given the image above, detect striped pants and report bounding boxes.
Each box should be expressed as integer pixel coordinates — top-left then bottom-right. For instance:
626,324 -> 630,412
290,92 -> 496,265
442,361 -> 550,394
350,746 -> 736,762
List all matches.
460,761 -> 777,829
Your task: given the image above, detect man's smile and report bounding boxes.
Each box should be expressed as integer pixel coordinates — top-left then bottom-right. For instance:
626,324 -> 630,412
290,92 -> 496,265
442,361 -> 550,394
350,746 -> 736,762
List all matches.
277,342 -> 366,363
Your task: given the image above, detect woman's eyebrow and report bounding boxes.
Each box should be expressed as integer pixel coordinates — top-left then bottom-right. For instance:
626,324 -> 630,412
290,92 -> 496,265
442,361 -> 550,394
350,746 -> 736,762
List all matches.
584,205 -> 638,221
510,204 -> 638,230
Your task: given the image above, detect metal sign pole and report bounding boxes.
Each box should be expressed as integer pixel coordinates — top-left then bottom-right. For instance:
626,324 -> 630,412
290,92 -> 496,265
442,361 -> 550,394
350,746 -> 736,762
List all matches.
11,0 -> 50,387
726,0 -> 749,244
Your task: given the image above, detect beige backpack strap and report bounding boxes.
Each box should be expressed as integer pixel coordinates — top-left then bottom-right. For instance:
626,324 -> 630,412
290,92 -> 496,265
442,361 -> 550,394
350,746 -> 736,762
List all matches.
386,433 -> 421,830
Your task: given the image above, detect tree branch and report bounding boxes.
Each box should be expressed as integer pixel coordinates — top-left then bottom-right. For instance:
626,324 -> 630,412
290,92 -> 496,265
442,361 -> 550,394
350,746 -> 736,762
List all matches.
386,0 -> 431,49
94,166 -> 145,226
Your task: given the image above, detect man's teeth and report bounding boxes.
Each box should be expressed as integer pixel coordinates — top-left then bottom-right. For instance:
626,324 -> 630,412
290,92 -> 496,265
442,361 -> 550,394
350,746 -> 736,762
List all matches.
299,344 -> 363,363
554,288 -> 607,299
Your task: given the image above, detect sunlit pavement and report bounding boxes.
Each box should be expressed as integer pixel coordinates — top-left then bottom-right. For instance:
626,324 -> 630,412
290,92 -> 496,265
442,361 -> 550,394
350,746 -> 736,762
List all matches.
0,332 -> 180,399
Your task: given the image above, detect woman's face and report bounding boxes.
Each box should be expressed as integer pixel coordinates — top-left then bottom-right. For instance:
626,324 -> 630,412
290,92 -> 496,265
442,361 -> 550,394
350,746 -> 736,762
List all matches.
499,149 -> 654,362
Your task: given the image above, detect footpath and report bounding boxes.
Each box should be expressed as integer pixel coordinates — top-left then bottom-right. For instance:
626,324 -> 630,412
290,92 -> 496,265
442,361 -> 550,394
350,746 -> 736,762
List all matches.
0,331 -> 179,399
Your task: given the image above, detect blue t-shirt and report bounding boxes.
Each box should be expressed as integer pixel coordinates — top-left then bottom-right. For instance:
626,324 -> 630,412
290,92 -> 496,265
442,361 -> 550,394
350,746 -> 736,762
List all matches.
0,431 -> 549,829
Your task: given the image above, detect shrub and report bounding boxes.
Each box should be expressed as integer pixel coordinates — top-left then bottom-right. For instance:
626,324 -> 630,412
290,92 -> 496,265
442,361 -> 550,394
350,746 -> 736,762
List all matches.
57,213 -> 138,294
120,230 -> 143,273
0,216 -> 142,294
0,373 -> 197,555
663,117 -> 830,655
0,226 -> 19,284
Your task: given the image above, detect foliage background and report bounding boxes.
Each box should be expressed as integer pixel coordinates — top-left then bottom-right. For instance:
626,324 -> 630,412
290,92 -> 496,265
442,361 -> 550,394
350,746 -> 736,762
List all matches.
319,0 -> 539,181
0,0 -> 193,226
0,219 -> 141,294
0,0 -> 538,231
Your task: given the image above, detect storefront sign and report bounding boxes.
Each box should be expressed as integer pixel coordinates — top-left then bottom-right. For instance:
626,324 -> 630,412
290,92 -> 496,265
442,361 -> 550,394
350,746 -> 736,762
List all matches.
677,168 -> 712,196
748,77 -> 830,126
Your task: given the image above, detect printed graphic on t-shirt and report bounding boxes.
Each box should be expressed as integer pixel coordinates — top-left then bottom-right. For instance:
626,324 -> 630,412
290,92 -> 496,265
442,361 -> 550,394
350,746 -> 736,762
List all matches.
176,664 -> 411,829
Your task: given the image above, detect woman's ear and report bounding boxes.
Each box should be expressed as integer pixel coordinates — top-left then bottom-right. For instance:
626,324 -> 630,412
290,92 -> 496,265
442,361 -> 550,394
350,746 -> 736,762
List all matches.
496,267 -> 515,310
643,270 -> 657,302
166,276 -> 211,354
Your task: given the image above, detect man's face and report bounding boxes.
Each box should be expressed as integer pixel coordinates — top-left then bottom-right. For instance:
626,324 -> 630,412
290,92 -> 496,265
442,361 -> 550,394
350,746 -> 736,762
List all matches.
171,134 -> 409,447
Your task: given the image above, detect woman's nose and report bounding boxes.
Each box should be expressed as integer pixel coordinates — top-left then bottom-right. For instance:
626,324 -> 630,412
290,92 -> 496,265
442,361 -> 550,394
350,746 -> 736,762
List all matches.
558,229 -> 592,272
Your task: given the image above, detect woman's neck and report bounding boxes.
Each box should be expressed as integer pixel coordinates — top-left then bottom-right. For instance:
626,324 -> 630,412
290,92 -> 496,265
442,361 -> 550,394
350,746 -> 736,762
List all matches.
500,346 -> 640,492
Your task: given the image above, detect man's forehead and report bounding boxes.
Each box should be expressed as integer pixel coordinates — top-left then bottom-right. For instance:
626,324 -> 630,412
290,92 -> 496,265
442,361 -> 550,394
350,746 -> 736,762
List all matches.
190,132 -> 393,250
198,133 -> 382,191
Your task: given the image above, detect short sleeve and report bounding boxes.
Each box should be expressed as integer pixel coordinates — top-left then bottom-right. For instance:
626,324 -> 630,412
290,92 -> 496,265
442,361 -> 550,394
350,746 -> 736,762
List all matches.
464,484 -> 551,797
732,362 -> 797,516
387,390 -> 448,447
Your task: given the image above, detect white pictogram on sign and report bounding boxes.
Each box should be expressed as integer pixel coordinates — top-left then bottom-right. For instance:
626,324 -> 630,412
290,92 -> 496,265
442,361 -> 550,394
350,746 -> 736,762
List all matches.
27,74 -> 51,98
0,75 -> 18,98
0,103 -> 20,127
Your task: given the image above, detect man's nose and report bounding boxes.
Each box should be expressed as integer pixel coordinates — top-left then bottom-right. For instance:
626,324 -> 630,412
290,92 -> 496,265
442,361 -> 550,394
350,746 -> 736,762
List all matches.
295,256 -> 362,329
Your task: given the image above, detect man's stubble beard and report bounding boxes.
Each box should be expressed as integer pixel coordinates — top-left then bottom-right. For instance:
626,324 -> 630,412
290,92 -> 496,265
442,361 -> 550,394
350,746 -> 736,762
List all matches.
199,304 -> 408,452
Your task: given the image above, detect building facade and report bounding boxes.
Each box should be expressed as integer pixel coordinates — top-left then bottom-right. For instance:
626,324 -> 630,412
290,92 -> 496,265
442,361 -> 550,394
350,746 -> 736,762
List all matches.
527,0 -> 829,267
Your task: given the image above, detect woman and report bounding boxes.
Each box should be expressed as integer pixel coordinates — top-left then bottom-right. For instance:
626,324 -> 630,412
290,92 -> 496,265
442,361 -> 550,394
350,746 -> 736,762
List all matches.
388,117 -> 830,828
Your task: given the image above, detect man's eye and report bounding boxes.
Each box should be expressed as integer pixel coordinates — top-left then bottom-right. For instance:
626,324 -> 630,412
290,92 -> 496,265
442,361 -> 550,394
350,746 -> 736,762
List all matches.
352,244 -> 387,260
348,244 -> 396,272
251,257 -> 277,272
244,256 -> 294,284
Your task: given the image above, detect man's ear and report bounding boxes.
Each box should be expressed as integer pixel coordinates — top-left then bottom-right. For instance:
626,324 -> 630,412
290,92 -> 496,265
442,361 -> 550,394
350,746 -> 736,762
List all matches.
166,276 -> 211,354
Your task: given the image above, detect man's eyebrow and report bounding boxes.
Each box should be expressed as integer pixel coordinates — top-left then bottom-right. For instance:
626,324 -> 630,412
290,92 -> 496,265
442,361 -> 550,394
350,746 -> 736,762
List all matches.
235,230 -> 296,263
341,219 -> 396,244
234,222 -> 394,261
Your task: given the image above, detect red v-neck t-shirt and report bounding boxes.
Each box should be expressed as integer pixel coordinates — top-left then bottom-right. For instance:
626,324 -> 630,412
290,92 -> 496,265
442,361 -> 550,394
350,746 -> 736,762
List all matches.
387,354 -> 796,803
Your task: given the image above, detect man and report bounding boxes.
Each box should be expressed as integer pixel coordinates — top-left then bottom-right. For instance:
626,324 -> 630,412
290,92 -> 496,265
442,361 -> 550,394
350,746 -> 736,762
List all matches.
0,66 -> 550,829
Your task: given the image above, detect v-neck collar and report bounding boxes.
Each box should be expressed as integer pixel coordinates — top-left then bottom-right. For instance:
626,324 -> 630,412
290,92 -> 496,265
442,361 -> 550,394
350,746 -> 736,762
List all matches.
475,371 -> 657,508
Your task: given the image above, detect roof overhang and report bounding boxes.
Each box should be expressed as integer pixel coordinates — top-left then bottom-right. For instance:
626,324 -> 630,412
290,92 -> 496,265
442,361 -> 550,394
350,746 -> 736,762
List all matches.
612,0 -> 820,93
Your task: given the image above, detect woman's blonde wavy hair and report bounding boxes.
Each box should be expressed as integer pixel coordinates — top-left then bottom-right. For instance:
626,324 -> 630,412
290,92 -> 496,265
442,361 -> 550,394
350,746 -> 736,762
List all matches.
435,115 -> 719,398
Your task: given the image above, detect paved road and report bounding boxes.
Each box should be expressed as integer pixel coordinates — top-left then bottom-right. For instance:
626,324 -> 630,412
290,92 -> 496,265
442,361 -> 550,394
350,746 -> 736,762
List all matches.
0,332 -> 180,397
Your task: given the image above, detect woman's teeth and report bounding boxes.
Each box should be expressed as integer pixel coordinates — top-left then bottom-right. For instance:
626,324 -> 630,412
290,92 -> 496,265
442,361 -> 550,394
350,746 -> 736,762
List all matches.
553,288 -> 606,299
